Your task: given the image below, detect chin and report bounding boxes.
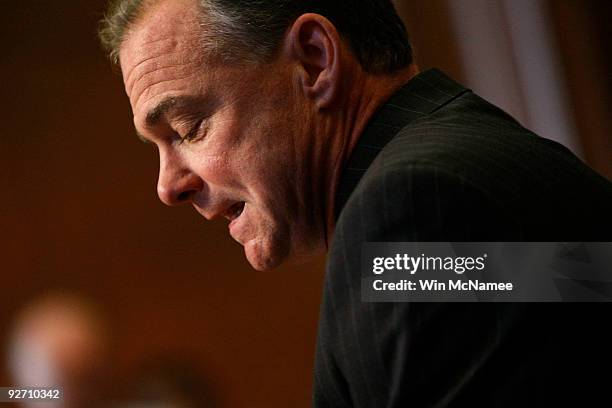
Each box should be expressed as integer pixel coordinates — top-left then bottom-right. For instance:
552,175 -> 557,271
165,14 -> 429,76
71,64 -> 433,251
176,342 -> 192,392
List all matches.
244,237 -> 289,271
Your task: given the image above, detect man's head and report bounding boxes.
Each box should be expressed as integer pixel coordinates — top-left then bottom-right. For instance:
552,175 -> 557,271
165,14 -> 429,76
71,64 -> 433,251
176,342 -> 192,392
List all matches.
99,0 -> 413,270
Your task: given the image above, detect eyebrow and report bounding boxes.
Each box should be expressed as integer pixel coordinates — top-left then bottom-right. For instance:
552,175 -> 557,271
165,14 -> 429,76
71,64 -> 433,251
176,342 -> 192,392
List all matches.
136,95 -> 204,143
146,95 -> 190,127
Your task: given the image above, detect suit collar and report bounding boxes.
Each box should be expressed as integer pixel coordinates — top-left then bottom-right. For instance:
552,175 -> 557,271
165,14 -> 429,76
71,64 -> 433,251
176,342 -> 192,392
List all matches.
334,69 -> 469,219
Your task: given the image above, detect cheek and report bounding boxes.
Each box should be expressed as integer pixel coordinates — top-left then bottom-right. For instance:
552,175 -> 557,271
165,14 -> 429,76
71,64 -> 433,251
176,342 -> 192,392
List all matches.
189,152 -> 238,187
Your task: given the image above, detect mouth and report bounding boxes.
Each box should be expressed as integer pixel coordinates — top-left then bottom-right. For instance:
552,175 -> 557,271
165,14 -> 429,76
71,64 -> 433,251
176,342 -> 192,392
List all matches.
224,201 -> 245,223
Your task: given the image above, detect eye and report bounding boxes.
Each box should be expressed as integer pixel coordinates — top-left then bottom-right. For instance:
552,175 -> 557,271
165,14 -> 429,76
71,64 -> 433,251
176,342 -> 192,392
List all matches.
178,118 -> 206,144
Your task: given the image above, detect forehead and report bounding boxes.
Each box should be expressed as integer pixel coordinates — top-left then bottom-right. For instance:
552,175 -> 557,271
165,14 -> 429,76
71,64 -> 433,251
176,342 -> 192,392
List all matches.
119,0 -> 206,111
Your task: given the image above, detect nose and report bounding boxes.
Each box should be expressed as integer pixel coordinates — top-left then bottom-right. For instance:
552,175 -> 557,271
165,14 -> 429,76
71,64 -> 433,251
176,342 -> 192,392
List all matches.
156,149 -> 203,206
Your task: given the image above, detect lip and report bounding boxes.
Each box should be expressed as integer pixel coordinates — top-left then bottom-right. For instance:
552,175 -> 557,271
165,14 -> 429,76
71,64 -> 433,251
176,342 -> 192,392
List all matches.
228,202 -> 247,242
223,201 -> 245,222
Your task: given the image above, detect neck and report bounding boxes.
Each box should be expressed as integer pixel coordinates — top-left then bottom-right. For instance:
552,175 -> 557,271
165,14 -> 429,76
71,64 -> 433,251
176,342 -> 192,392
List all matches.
318,64 -> 419,246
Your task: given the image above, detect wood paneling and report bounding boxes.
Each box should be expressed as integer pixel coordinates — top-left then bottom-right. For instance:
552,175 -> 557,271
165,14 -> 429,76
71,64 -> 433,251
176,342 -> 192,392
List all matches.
548,0 -> 612,180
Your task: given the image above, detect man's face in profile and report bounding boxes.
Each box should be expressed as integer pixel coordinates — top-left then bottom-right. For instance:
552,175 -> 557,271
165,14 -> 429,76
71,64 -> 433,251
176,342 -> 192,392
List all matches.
119,0 -> 322,270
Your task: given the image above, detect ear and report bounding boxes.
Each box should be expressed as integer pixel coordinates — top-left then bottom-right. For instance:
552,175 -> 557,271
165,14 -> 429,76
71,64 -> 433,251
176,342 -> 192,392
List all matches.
283,13 -> 342,109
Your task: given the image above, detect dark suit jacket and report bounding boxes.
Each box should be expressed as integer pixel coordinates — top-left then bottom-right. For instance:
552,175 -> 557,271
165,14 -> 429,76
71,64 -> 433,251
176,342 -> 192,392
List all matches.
313,69 -> 612,407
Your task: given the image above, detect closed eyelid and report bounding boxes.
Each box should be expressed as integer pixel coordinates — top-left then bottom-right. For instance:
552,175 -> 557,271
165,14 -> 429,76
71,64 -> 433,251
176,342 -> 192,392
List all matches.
180,117 -> 210,143
137,95 -> 219,145
146,95 -> 218,127
172,109 -> 210,132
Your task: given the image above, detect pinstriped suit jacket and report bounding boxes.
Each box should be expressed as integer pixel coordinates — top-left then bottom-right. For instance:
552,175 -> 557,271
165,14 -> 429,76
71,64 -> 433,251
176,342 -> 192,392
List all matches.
313,69 -> 612,407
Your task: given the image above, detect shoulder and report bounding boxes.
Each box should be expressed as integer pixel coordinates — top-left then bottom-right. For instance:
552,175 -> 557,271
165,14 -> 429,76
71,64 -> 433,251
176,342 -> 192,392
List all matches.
377,91 -> 589,190
332,93 -> 612,246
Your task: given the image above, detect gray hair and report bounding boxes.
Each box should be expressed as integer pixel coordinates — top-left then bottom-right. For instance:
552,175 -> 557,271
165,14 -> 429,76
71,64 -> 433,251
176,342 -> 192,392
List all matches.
99,0 -> 413,73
